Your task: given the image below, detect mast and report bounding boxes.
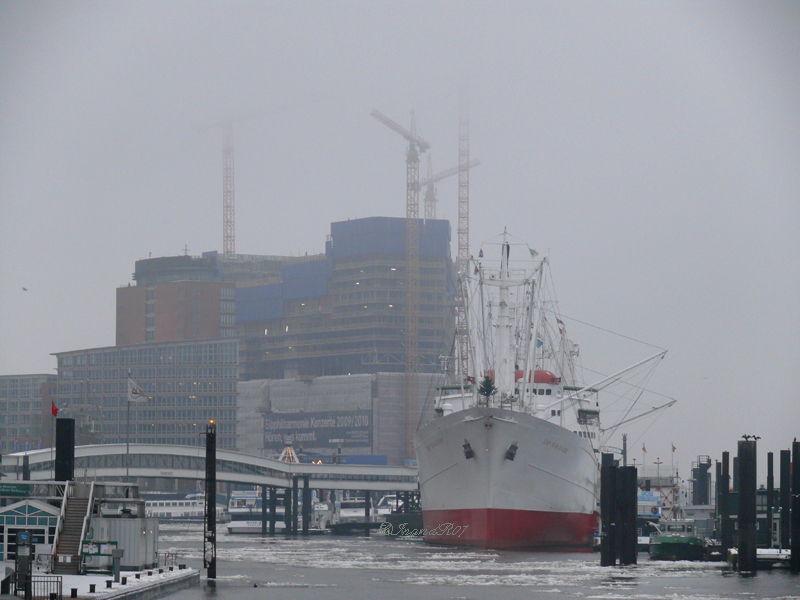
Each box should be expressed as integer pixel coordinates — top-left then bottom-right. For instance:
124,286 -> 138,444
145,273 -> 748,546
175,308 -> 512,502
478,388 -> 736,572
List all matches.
496,230 -> 515,400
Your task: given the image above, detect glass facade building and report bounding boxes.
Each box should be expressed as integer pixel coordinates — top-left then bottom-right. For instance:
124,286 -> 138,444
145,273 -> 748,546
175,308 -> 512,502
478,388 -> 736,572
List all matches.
54,339 -> 240,449
0,374 -> 56,453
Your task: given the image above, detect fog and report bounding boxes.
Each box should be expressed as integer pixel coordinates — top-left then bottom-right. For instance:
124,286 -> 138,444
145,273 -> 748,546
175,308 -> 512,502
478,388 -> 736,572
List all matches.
1,1 -> 798,477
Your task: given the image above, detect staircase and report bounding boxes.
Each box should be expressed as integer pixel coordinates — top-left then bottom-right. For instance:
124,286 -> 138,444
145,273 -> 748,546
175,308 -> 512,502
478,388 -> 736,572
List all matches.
53,497 -> 89,575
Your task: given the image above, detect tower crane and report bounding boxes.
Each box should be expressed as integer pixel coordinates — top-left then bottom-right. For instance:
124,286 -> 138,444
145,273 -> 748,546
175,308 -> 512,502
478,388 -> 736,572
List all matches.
456,89 -> 471,380
420,157 -> 481,220
198,97 -> 323,255
371,108 -> 428,459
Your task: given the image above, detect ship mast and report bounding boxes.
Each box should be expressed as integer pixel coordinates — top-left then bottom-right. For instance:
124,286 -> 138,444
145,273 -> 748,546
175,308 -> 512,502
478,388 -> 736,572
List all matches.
495,230 -> 515,402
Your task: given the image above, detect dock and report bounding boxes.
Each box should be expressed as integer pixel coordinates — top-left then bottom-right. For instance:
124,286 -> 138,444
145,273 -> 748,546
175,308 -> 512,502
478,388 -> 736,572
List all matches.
727,548 -> 792,570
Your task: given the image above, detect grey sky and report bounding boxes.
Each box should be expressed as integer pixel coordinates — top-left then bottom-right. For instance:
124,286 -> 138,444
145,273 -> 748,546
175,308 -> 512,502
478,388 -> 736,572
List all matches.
2,1 -> 798,478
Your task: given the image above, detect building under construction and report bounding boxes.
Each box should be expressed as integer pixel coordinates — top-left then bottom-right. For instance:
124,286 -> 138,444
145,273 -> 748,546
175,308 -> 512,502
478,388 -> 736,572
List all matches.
49,216 -> 457,464
117,216 -> 457,379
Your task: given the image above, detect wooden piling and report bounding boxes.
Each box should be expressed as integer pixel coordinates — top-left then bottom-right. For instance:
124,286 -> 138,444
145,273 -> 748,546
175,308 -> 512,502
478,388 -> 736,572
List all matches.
790,440 -> 800,573
364,491 -> 371,537
617,466 -> 637,565
779,450 -> 790,549
737,440 -> 757,574
261,485 -> 267,536
269,485 -> 277,535
720,451 -> 733,555
283,487 -> 292,535
302,476 -> 311,536
292,476 -> 299,535
600,453 -> 616,566
766,452 -> 774,548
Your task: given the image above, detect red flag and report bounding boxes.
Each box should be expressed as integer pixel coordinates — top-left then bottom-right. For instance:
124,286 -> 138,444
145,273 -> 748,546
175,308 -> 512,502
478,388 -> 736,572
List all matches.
51,400 -> 58,417
642,443 -> 647,453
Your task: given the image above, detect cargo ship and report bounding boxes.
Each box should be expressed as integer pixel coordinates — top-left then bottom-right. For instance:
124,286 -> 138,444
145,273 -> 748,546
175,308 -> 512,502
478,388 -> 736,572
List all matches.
414,229 -> 666,549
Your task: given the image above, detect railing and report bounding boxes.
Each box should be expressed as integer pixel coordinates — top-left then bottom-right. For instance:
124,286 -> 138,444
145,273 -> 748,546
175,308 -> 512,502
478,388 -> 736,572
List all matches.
14,575 -> 63,600
77,481 -> 95,574
157,552 -> 178,567
51,481 -> 72,559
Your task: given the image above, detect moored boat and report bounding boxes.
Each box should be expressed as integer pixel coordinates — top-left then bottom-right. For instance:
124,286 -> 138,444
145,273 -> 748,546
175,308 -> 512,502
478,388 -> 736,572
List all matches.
144,492 -> 226,523
649,533 -> 706,561
648,519 -> 710,561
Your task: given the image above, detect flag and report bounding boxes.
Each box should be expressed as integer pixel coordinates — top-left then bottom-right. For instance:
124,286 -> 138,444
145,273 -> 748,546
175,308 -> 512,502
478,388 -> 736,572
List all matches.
536,333 -> 544,348
642,443 -> 647,454
672,443 -> 676,453
478,248 -> 483,258
127,377 -> 148,403
51,400 -> 59,417
556,318 -> 565,334
529,248 -> 538,257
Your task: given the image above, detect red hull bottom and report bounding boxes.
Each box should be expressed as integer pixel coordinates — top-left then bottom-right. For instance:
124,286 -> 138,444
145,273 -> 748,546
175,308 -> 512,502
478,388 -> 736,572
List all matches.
422,508 -> 598,550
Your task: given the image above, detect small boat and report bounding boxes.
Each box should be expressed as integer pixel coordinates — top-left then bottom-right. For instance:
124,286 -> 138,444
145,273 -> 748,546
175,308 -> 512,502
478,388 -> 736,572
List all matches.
648,520 -> 708,560
226,489 -> 288,534
144,492 -> 226,523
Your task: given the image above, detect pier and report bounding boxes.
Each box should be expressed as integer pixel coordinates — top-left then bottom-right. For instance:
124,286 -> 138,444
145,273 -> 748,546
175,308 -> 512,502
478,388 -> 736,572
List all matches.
1,444 -> 418,492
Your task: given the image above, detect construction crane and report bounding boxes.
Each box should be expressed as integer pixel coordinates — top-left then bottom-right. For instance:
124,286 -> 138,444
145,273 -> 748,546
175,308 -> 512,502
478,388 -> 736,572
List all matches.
198,97 -> 323,255
456,88 -> 471,381
371,108 -> 428,460
420,156 -> 481,219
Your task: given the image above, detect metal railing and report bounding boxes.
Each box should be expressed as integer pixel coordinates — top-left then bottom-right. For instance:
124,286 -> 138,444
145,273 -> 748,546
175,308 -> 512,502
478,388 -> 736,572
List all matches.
157,552 -> 178,567
13,575 -> 62,600
77,481 -> 95,573
51,481 -> 72,559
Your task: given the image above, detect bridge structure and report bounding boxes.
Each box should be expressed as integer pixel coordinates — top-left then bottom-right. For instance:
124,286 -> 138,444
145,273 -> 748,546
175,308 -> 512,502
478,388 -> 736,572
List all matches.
0,444 -> 419,492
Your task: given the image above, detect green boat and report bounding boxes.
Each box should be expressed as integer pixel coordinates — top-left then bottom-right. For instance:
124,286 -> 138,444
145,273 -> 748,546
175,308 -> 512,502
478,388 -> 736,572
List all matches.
648,519 -> 708,561
649,533 -> 706,560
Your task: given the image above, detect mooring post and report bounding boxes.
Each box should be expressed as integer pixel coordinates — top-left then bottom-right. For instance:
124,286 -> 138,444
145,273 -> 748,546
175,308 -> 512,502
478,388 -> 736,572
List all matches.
618,465 -> 637,565
364,491 -> 371,537
600,453 -> 616,566
204,422 -> 217,580
714,460 -> 721,537
302,476 -> 311,536
790,440 -> 800,573
766,452 -> 774,548
261,484 -> 268,536
720,451 -> 732,555
269,486 -> 277,535
737,439 -> 757,574
283,488 -> 292,535
292,475 -> 299,535
779,450 -> 790,549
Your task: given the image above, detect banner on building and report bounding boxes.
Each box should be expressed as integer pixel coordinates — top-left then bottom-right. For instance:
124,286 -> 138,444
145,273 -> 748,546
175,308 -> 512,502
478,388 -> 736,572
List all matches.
263,410 -> 372,450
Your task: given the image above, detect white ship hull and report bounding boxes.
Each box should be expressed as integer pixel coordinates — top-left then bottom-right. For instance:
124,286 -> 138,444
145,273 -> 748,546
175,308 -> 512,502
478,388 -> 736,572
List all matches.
414,406 -> 599,549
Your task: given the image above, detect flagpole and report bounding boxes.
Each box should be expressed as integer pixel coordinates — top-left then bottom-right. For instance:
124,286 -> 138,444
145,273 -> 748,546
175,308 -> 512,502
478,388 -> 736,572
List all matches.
52,414 -> 56,480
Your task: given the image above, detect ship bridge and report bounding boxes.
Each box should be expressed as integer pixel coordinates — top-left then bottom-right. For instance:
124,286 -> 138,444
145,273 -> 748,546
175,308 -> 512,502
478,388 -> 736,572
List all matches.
1,444 -> 418,492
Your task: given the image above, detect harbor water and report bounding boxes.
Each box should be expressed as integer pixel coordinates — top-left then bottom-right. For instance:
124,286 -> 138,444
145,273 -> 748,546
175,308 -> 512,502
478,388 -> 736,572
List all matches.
160,526 -> 800,600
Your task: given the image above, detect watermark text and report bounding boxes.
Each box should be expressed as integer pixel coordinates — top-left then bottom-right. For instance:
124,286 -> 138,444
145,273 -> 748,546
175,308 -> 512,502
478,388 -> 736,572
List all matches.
378,521 -> 468,538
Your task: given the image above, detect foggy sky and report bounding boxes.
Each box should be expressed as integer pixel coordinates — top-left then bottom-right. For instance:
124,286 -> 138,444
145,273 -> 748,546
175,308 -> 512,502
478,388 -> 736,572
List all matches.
2,1 -> 798,480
